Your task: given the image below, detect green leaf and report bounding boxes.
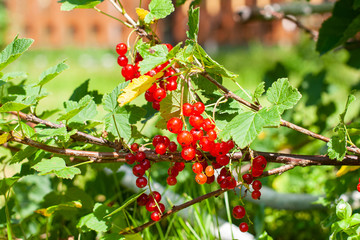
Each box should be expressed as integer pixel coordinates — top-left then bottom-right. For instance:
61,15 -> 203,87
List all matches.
70,79 -> 103,104
37,61 -> 69,87
77,203 -> 113,232
258,231 -> 274,240
35,201 -> 82,216
0,177 -> 20,195
339,94 -> 356,124
327,127 -> 347,160
316,0 -> 360,54
99,233 -> 125,240
187,7 -> 200,41
0,102 -> 30,112
253,82 -> 265,101
258,106 -> 281,127
10,146 -> 37,164
355,0 -> 360,9
0,72 -> 27,82
266,78 -> 302,114
0,37 -> 34,71
57,95 -> 92,121
336,199 -> 352,220
32,157 -> 81,179
19,122 -> 35,138
159,89 -> 190,122
138,44 -> 168,74
104,108 -> 132,142
103,82 -> 129,113
144,0 -> 175,24
105,189 -> 146,218
59,0 -> 103,11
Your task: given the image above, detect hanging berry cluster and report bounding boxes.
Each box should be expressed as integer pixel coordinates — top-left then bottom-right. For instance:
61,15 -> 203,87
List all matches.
137,191 -> 165,222
116,42 -> 178,111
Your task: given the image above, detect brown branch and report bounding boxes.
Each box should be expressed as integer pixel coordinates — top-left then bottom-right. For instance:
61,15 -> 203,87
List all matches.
122,164 -> 295,234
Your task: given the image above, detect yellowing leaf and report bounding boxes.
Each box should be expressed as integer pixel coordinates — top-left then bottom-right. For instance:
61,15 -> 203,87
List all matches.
117,73 -> 163,107
0,132 -> 10,144
136,8 -> 150,22
336,166 -> 360,177
35,201 -> 82,217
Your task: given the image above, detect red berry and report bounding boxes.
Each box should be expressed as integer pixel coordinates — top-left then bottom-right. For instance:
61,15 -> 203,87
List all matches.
220,167 -> 231,176
181,146 -> 196,161
174,162 -> 185,171
226,140 -> 235,151
232,205 -> 246,219
136,176 -> 148,188
148,83 -> 157,93
227,176 -> 237,189
205,165 -> 214,177
168,166 -> 179,177
117,55 -> 128,67
132,164 -> 145,177
206,175 -> 215,184
136,151 -> 146,162
183,103 -> 194,116
135,52 -> 143,63
152,101 -> 160,111
153,88 -> 166,101
252,168 -> 263,177
140,159 -> 151,170
253,156 -> 267,170
158,203 -> 165,213
218,142 -> 229,156
168,141 -> 178,152
177,131 -> 193,147
145,199 -> 157,212
162,136 -> 170,147
151,211 -> 161,221
165,43 -> 173,52
152,135 -> 165,147
199,137 -> 214,152
155,143 -> 167,155
167,117 -> 183,134
252,190 -> 261,200
190,128 -> 204,142
166,80 -> 177,91
131,143 -> 139,152
192,162 -> 203,174
242,173 -> 253,184
357,183 -> 360,192
239,222 -> 249,232
220,178 -> 229,188
145,91 -> 155,102
202,118 -> 215,131
122,64 -> 135,80
116,43 -> 127,55
195,173 -> 207,184
167,176 -> 177,185
125,153 -> 136,164
207,129 -> 217,141
150,191 -> 162,202
137,193 -> 148,206
193,102 -> 205,115
212,162 -> 222,169
189,115 -> 204,129
252,180 -> 262,190
216,155 -> 230,166
217,175 -> 226,185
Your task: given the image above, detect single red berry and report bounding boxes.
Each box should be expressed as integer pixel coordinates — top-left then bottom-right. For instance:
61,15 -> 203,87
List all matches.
145,91 -> 155,102
207,129 -> 217,141
195,173 -> 207,184
151,211 -> 161,221
132,164 -> 145,177
190,128 -> 204,142
162,136 -> 170,147
181,146 -> 196,161
148,83 -> 157,93
167,117 -> 183,134
168,166 -> 179,177
183,103 -> 194,116
140,159 -> 151,170
167,176 -> 177,185
158,203 -> 165,213
150,191 -> 162,202
155,143 -> 167,155
357,183 -> 360,192
165,43 -> 173,52
136,151 -> 146,162
252,190 -> 261,200
217,175 -> 226,185
205,165 -> 214,177
220,167 -> 231,176
239,222 -> 249,232
135,52 -> 143,63
189,115 -> 204,129
153,88 -> 166,101
218,142 -> 229,156
227,176 -> 237,189
216,155 -> 230,166
177,131 -> 194,147
116,43 -> 127,55
226,140 -> 235,151
137,193 -> 148,206
252,168 -> 263,178
233,205 -> 246,219
220,178 -> 229,188
168,141 -> 178,152
202,118 -> 215,131
252,180 -> 262,190
193,102 -> 205,115
136,176 -> 148,188
117,55 -> 128,67
152,101 -> 160,111
242,173 -> 253,184
199,137 -> 214,152
212,162 -> 222,169
121,64 -> 135,80
125,153 -> 136,164
145,199 -> 157,212
206,175 -> 215,184
253,155 -> 267,170
174,162 -> 185,171
131,143 -> 139,152
152,135 -> 165,147
192,162 -> 203,174
166,80 -> 177,91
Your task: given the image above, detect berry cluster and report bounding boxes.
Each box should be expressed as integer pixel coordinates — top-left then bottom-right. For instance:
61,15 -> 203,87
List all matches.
166,101 -> 236,186
137,191 -> 165,222
115,43 -> 178,111
153,134 -> 177,155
